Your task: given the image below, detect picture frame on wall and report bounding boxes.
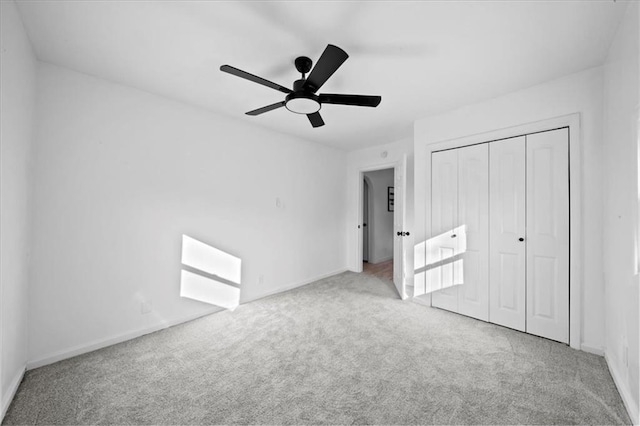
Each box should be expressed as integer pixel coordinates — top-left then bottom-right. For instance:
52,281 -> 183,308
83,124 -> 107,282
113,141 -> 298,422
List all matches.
388,186 -> 394,212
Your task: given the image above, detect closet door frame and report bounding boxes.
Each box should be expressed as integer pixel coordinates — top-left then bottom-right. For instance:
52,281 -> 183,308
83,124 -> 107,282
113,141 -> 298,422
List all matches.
422,113 -> 581,350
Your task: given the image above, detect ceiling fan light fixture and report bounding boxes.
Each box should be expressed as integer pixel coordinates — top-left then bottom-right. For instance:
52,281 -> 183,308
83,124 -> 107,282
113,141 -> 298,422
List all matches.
285,95 -> 321,115
220,44 -> 381,128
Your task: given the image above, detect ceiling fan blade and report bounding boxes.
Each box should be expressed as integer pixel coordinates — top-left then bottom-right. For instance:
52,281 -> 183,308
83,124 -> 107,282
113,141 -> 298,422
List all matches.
319,94 -> 381,107
303,45 -> 349,93
307,112 -> 325,128
220,65 -> 292,94
246,101 -> 286,116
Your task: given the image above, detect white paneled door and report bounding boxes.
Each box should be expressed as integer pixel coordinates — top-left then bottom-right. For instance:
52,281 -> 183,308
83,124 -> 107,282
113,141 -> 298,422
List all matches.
457,144 -> 489,321
489,136 -> 527,332
429,129 -> 569,344
393,155 -> 408,299
430,149 -> 460,313
526,129 -> 569,343
430,143 -> 489,321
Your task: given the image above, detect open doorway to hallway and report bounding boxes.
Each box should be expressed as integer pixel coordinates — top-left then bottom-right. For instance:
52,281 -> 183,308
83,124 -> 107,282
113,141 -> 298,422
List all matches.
361,168 -> 394,282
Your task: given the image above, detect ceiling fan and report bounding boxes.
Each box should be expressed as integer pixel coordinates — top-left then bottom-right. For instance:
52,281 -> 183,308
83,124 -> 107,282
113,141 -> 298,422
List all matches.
220,44 -> 381,128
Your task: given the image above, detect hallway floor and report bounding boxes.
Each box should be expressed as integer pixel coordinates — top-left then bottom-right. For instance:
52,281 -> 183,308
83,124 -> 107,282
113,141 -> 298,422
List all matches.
362,259 -> 393,282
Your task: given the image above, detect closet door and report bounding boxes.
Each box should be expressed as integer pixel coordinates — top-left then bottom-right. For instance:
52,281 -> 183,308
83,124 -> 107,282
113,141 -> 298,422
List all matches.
489,137 -> 526,331
526,129 -> 569,343
430,149 -> 460,312
458,144 -> 489,321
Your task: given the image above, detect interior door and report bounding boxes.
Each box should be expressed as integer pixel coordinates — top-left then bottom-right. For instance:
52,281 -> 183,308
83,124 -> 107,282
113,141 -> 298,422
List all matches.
525,129 -> 569,343
363,179 -> 369,263
489,136 -> 526,331
393,156 -> 407,299
430,149 -> 461,312
457,144 -> 489,321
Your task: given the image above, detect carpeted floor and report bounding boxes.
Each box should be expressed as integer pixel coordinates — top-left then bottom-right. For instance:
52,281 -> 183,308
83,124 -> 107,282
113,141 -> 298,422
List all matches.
3,272 -> 631,425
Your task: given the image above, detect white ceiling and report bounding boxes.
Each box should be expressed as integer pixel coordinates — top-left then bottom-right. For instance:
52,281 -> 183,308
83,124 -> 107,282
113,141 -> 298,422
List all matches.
16,0 -> 625,151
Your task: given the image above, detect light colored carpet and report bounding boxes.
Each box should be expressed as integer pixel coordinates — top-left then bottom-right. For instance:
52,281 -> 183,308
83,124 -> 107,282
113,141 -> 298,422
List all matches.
3,272 -> 631,425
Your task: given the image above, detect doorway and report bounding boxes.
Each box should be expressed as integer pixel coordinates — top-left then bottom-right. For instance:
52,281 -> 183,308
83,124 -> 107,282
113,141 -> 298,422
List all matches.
361,169 -> 395,283
354,155 -> 408,299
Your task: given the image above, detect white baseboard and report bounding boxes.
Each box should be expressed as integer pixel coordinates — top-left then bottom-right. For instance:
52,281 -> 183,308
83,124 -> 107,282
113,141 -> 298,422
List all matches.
581,343 -> 605,356
245,268 -> 349,303
368,256 -> 393,265
1,366 -> 25,422
27,268 -> 349,371
27,307 -> 221,370
605,352 -> 639,425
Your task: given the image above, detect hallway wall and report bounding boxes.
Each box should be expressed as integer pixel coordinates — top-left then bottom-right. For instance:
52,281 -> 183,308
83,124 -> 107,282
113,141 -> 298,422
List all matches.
363,169 -> 394,264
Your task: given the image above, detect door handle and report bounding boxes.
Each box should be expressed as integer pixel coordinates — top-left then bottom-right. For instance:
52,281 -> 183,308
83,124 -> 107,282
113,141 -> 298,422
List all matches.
451,234 -> 457,238
518,237 -> 525,242
397,231 -> 410,237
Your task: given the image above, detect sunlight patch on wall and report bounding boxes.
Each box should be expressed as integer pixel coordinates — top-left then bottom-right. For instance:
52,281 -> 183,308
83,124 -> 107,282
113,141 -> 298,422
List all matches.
182,235 -> 241,284
180,235 -> 241,309
180,270 -> 240,310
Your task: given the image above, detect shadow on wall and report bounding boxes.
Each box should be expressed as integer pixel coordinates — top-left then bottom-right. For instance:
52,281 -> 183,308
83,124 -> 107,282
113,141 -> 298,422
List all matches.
414,225 -> 467,295
180,235 -> 241,310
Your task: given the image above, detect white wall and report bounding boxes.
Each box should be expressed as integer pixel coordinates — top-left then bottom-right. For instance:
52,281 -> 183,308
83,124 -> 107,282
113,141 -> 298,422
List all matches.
28,63 -> 347,367
602,2 -> 639,422
414,67 -> 605,353
363,169 -> 394,264
346,138 -> 414,276
0,0 -> 37,419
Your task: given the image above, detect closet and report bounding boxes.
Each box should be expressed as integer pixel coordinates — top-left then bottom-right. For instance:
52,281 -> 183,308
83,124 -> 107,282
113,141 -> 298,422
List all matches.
429,128 -> 569,344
